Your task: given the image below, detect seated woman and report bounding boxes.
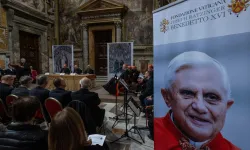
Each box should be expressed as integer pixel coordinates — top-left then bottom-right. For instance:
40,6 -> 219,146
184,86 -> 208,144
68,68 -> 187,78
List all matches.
49,107 -> 108,150
0,96 -> 48,150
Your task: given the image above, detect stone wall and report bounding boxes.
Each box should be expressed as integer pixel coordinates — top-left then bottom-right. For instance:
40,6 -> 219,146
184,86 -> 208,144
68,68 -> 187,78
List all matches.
0,4 -> 9,68
58,0 -> 153,72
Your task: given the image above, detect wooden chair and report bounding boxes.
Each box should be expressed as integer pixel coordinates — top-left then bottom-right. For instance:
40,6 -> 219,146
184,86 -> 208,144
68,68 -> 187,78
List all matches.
5,94 -> 18,116
45,97 -> 63,120
0,98 -> 11,124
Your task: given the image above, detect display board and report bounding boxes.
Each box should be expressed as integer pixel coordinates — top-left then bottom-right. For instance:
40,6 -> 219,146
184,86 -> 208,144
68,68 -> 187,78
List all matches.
52,45 -> 74,73
153,0 -> 250,149
107,42 -> 133,80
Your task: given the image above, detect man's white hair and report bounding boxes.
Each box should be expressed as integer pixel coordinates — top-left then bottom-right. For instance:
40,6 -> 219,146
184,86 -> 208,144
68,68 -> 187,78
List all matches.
79,77 -> 91,89
164,51 -> 231,98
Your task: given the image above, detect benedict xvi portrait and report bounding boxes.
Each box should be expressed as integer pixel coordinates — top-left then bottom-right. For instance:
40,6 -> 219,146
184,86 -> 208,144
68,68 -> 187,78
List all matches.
154,51 -> 240,150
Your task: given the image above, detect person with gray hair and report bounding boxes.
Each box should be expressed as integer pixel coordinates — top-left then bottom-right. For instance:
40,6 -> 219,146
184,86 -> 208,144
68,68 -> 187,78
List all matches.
11,76 -> 33,97
155,51 -> 239,150
30,75 -> 51,122
71,77 -> 105,127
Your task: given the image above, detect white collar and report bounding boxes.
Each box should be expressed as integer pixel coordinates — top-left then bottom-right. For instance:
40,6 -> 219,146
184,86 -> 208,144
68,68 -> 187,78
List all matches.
170,112 -> 209,149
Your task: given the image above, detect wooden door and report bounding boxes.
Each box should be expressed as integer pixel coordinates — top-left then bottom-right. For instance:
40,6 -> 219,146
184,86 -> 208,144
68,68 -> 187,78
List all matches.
19,31 -> 40,72
94,30 -> 112,76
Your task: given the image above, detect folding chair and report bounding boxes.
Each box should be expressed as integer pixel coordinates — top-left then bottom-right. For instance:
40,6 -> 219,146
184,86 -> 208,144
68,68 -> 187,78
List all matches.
45,97 -> 63,120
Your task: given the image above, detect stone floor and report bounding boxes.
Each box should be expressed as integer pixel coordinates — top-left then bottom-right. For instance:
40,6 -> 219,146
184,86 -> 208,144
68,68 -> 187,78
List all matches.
99,103 -> 154,150
94,87 -> 154,150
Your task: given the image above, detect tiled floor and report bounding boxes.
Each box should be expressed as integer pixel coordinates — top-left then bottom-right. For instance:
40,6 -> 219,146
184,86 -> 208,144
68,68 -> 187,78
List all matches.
100,103 -> 154,150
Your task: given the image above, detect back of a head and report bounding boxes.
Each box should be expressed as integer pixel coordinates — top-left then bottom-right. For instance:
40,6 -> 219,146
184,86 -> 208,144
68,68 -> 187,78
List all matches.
164,51 -> 231,98
37,75 -> 48,86
1,75 -> 13,82
19,76 -> 33,86
79,77 -> 90,89
49,107 -> 88,150
53,78 -> 62,88
12,96 -> 40,122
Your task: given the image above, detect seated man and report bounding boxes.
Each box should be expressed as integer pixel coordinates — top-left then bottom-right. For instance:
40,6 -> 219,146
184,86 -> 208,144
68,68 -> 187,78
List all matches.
0,75 -> 14,106
139,71 -> 153,109
73,65 -> 82,74
0,96 -> 48,150
71,77 -> 105,127
30,75 -> 50,122
60,64 -> 71,74
84,65 -> 94,74
49,77 -> 72,107
155,51 -> 239,150
11,76 -> 33,97
144,95 -> 153,107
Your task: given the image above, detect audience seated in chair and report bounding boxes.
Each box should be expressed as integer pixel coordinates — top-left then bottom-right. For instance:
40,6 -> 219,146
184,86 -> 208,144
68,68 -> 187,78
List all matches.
0,75 -> 14,106
49,77 -> 72,107
84,65 -> 94,74
11,76 -> 32,97
30,75 -> 51,122
49,107 -> 108,150
68,100 -> 97,135
144,95 -> 153,107
74,65 -> 83,74
139,71 -> 153,110
0,96 -> 48,150
71,77 -> 105,127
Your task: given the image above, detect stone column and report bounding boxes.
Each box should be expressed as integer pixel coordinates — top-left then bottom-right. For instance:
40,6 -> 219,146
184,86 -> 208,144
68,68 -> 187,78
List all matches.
82,23 -> 88,69
7,9 -> 14,63
115,21 -> 122,42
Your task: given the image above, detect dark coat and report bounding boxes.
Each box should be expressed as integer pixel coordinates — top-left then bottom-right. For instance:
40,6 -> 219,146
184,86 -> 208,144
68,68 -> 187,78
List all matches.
60,68 -> 71,74
84,68 -> 94,74
140,76 -> 153,99
0,83 -> 13,106
74,68 -> 82,74
0,123 -> 48,150
11,86 -> 30,97
4,69 -> 16,75
30,86 -> 50,122
120,69 -> 129,83
49,88 -> 72,107
71,89 -> 105,126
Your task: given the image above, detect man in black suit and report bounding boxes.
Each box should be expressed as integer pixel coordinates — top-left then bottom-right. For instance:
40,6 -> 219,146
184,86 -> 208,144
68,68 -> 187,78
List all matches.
60,64 -> 71,74
4,64 -> 16,75
30,75 -> 50,122
20,58 -> 31,76
49,77 -> 72,107
120,64 -> 129,83
139,70 -> 153,108
0,75 -> 14,106
73,65 -> 82,74
71,77 -> 105,127
84,65 -> 94,74
11,76 -> 33,97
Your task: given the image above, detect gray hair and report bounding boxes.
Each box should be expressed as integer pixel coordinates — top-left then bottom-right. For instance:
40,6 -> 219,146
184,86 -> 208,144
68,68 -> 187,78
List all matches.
79,77 -> 91,89
19,76 -> 33,85
164,51 -> 231,98
37,75 -> 48,86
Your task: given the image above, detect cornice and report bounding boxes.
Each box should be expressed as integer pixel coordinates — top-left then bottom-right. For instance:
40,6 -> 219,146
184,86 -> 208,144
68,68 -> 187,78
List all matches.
1,0 -> 54,24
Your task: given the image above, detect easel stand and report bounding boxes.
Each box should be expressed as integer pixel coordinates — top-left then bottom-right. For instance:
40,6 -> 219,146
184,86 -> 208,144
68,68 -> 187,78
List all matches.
111,94 -> 143,144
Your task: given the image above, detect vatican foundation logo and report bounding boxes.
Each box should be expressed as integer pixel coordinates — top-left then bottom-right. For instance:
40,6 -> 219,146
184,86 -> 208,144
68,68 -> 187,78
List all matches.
160,19 -> 169,33
228,0 -> 250,17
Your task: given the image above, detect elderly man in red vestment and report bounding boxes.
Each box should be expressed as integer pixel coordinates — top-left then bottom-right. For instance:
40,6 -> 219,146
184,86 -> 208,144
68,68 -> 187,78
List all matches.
155,51 -> 240,150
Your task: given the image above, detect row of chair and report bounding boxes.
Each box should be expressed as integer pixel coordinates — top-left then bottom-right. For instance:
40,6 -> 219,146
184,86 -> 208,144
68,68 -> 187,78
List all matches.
0,95 -> 63,125
0,95 -> 104,135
